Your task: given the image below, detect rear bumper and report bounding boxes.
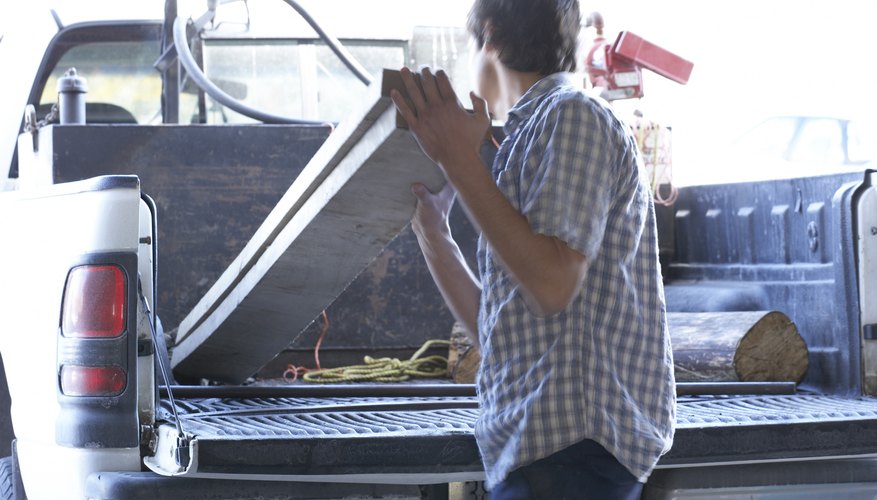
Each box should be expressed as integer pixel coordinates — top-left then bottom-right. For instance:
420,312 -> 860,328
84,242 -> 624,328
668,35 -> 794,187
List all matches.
645,456 -> 877,499
17,440 -> 140,500
85,471 -> 425,500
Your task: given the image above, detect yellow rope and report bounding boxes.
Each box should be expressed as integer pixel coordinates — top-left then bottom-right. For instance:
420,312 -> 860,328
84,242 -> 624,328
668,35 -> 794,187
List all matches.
302,339 -> 450,383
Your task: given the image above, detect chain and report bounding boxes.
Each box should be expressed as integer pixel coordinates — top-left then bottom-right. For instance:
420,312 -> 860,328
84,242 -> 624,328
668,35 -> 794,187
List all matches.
24,101 -> 59,134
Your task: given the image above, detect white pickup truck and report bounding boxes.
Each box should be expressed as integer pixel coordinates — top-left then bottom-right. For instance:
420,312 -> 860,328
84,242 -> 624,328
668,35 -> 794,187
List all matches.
4,2 -> 877,500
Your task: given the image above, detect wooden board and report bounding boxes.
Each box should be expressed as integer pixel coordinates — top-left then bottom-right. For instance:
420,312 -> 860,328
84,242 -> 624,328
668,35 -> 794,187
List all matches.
171,70 -> 445,383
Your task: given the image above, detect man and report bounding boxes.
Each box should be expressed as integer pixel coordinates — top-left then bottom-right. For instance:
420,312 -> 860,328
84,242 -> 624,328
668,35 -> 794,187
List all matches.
390,0 -> 675,498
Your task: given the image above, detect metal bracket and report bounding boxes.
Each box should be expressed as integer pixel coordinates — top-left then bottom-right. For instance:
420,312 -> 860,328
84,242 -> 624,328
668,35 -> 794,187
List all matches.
140,424 -> 158,455
175,433 -> 191,468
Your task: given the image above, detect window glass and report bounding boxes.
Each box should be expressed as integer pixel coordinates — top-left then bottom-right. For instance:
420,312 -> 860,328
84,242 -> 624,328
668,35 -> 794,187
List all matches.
848,120 -> 876,164
201,40 -> 405,124
732,117 -> 798,161
38,41 -> 162,124
788,118 -> 844,165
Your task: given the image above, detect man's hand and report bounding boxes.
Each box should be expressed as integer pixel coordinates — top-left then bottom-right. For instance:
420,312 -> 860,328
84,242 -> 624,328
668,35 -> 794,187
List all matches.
390,66 -> 490,174
411,182 -> 456,242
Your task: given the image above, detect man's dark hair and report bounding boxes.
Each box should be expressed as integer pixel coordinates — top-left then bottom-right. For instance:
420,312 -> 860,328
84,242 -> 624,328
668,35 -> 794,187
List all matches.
467,0 -> 581,75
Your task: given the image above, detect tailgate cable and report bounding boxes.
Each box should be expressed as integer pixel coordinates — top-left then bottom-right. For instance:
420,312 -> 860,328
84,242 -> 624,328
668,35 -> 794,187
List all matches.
138,278 -> 191,468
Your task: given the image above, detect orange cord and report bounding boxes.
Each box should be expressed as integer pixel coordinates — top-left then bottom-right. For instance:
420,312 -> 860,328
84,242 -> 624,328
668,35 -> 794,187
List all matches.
282,123 -> 335,382
283,310 -> 329,382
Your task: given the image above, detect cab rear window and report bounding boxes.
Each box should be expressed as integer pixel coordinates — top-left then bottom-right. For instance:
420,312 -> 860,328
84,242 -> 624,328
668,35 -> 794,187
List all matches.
38,40 -> 161,124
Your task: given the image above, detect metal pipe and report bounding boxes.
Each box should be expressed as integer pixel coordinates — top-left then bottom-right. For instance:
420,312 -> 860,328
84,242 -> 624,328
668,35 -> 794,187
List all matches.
676,382 -> 797,396
279,0 -> 373,86
161,381 -> 797,400
162,383 -> 478,399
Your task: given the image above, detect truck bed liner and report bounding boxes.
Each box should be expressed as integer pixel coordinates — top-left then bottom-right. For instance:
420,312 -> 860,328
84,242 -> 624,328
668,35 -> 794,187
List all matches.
665,394 -> 877,466
153,392 -> 877,480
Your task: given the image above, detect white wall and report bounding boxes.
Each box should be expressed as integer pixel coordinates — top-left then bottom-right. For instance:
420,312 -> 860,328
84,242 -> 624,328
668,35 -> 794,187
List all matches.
8,0 -> 875,186
586,0 -> 877,185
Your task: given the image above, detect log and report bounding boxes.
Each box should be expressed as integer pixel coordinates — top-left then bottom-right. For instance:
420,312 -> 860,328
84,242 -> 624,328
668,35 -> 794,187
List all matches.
447,322 -> 479,384
669,310 -> 808,383
170,70 -> 444,383
446,311 -> 808,385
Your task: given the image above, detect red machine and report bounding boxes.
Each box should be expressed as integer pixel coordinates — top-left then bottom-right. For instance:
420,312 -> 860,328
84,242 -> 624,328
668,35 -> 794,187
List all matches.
584,12 -> 694,101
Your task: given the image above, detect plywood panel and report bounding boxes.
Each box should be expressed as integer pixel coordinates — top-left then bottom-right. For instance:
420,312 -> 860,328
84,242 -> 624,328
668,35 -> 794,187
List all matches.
171,70 -> 445,382
46,125 -> 331,330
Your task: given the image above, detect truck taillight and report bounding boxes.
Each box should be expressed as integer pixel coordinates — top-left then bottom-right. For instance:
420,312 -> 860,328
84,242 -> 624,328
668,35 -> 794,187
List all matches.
59,365 -> 127,397
62,265 -> 126,338
54,239 -> 140,447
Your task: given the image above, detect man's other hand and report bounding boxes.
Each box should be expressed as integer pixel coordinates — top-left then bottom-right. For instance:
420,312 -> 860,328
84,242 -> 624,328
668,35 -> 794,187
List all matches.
411,182 -> 456,242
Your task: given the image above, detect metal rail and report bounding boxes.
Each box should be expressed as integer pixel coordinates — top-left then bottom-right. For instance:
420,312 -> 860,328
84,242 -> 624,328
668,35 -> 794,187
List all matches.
160,381 -> 797,400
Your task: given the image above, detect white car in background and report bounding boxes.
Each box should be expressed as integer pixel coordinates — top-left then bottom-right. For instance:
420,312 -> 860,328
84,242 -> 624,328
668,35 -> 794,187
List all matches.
709,115 -> 875,184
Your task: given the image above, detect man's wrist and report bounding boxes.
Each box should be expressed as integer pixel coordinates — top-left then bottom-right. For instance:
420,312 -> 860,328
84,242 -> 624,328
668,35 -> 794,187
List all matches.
413,220 -> 452,242
437,148 -> 485,182
413,223 -> 456,257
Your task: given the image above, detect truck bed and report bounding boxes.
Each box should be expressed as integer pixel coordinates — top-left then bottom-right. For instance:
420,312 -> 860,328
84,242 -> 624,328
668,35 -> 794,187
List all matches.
146,386 -> 877,482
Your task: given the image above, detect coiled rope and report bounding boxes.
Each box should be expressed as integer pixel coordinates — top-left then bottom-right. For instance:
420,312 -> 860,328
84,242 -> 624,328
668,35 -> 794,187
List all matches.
300,339 -> 450,383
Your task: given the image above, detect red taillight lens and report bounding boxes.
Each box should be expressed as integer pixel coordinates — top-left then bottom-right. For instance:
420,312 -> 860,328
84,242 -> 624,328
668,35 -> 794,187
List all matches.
60,365 -> 127,397
62,265 -> 126,338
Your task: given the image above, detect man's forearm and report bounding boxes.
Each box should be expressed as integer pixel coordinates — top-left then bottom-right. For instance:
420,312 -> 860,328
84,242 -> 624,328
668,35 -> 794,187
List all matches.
415,227 -> 481,344
442,151 -> 588,316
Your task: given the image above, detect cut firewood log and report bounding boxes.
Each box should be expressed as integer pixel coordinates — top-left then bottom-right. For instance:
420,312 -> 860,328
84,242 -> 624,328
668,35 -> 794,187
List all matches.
447,310 -> 808,385
448,322 -> 479,384
669,310 -> 808,383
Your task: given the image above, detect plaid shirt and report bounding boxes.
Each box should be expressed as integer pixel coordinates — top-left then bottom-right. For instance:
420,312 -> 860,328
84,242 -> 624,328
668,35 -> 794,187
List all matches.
475,73 -> 676,488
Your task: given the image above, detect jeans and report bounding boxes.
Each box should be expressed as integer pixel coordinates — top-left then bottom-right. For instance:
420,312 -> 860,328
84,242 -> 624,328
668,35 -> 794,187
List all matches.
489,439 -> 644,500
